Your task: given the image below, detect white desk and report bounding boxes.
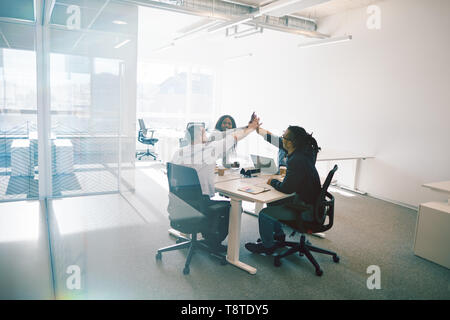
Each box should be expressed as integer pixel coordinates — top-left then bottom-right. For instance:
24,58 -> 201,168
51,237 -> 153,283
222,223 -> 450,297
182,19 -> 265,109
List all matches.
215,175 -> 293,274
214,169 -> 242,183
317,150 -> 374,194
422,181 -> 450,205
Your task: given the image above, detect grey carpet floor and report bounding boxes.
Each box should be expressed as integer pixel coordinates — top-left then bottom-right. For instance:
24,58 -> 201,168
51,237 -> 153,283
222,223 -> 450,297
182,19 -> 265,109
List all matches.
44,161 -> 449,300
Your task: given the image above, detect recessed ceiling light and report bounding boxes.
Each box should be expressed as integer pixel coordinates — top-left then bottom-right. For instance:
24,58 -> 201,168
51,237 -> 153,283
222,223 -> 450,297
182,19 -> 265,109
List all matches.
113,20 -> 127,25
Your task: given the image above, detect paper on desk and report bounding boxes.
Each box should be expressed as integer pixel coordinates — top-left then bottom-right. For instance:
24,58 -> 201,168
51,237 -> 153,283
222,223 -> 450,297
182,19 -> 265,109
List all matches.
238,185 -> 270,194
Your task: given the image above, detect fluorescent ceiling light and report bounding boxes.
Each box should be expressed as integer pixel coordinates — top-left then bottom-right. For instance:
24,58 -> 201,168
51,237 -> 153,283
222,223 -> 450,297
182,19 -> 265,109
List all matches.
224,53 -> 253,62
208,17 -> 253,34
235,27 -> 263,39
174,20 -> 220,41
114,39 -> 131,49
153,42 -> 175,53
113,20 -> 127,25
298,35 -> 352,48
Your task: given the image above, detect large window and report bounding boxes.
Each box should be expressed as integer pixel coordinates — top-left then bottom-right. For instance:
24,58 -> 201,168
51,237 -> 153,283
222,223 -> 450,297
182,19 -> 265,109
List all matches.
49,53 -> 124,197
137,61 -> 215,130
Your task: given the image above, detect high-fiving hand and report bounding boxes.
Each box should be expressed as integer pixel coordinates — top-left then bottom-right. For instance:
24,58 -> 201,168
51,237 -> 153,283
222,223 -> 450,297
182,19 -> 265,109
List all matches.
248,114 -> 261,130
248,112 -> 262,129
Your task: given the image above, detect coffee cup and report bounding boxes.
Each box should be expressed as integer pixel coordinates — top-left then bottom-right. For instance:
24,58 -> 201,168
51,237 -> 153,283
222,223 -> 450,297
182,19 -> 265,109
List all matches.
218,168 -> 225,176
279,166 -> 287,176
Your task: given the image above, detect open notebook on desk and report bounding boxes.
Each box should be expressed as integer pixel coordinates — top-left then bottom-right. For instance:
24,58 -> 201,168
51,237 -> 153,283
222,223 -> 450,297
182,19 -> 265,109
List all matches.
238,185 -> 271,195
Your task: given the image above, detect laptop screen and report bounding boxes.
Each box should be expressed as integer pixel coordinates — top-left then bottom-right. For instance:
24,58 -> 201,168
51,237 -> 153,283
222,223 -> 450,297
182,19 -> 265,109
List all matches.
250,155 -> 278,174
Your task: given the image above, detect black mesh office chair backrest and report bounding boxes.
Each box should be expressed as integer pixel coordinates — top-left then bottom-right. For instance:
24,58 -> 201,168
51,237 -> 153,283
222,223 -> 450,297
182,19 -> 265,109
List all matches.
166,162 -> 204,212
313,164 -> 338,231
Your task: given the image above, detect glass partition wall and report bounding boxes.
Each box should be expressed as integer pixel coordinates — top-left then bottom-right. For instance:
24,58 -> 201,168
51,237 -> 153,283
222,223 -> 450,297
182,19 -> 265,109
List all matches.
1,0 -> 138,299
0,0 -> 137,201
2,0 -> 218,299
47,2 -> 137,198
46,0 -> 138,299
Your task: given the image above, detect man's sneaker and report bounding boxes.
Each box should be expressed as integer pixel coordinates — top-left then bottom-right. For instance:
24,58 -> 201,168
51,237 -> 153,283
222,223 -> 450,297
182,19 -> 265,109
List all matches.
245,242 -> 277,255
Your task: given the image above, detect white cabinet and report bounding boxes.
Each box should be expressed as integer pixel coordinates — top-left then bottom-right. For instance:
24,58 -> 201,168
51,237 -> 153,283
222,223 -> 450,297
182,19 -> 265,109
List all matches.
52,139 -> 74,175
11,140 -> 33,176
414,202 -> 450,269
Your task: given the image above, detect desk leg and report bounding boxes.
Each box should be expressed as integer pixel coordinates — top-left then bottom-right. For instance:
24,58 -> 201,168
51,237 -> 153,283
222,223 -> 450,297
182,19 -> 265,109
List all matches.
340,158 -> 367,195
243,202 -> 264,217
255,202 -> 264,215
226,198 -> 257,274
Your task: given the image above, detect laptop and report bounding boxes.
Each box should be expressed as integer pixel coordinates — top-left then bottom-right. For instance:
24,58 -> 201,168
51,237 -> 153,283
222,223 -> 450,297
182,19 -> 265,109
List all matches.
250,154 -> 278,175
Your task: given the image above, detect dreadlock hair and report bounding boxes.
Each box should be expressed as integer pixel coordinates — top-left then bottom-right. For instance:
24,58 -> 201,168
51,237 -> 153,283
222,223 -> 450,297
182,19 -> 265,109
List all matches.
286,125 -> 321,155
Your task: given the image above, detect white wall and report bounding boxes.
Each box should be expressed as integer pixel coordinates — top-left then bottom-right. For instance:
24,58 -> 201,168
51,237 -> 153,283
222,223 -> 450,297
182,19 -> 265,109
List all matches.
219,0 -> 450,208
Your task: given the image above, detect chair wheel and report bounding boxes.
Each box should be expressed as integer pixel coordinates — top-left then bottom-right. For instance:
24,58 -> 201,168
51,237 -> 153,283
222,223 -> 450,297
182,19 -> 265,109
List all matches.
183,267 -> 190,275
299,253 -> 304,257
333,255 -> 340,263
176,238 -> 184,244
257,238 -> 262,243
155,252 -> 162,260
274,256 -> 282,267
315,269 -> 323,276
220,258 -> 228,266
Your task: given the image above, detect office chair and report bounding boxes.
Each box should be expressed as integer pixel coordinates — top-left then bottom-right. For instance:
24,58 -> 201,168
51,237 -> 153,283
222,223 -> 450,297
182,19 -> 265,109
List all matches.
156,162 -> 228,275
273,165 -> 340,276
136,119 -> 158,160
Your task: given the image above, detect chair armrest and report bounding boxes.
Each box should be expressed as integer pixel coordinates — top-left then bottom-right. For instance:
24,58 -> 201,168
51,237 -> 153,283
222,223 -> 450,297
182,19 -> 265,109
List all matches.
141,129 -> 155,139
146,129 -> 155,139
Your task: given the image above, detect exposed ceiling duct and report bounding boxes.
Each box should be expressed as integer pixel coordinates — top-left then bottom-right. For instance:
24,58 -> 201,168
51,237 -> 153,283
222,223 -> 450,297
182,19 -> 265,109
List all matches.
121,0 -> 329,38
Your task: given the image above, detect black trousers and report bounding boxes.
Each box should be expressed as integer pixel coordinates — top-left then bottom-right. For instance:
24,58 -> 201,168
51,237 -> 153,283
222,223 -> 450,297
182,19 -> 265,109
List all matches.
200,196 -> 230,244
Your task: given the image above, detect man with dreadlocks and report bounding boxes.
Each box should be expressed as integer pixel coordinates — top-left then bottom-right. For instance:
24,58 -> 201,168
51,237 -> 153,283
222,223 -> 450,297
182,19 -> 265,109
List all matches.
245,125 -> 322,255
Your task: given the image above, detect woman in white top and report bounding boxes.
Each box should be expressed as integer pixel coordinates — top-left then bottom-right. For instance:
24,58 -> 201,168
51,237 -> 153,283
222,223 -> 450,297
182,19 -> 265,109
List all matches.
172,116 -> 259,197
208,115 -> 246,167
171,115 -> 260,249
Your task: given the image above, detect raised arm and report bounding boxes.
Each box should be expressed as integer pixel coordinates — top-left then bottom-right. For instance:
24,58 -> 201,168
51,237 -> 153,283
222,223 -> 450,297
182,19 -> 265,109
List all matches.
208,116 -> 260,159
232,116 -> 260,142
256,126 -> 284,150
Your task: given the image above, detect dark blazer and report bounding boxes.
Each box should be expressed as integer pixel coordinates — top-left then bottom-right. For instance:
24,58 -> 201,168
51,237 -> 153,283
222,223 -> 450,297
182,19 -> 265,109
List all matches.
270,148 -> 321,206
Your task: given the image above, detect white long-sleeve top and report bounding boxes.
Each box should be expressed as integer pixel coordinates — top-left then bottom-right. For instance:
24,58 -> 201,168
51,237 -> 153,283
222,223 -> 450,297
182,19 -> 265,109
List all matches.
171,134 -> 236,197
